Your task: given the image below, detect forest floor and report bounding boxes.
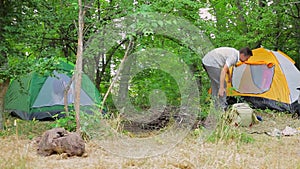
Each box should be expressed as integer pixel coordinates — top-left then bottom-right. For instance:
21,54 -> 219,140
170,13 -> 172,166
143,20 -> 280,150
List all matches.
0,111 -> 300,169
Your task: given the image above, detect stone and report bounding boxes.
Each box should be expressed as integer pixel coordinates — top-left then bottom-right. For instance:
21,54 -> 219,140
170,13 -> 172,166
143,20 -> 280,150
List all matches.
37,128 -> 85,157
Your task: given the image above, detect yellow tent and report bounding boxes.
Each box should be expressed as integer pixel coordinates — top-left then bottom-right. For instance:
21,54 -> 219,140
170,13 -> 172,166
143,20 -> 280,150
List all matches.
227,48 -> 300,112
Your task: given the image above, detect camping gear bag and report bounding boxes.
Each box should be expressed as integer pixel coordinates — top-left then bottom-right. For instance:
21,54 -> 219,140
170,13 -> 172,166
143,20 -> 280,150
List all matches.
230,103 -> 254,127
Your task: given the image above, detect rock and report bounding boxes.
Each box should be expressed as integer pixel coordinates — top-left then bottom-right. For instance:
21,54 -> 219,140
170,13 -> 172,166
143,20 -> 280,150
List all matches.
266,128 -> 282,137
82,152 -> 89,158
56,153 -> 69,160
282,126 -> 299,136
265,126 -> 300,137
37,128 -> 85,157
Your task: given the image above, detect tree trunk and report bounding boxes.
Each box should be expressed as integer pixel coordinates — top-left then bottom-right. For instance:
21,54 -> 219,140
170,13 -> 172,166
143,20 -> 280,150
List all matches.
0,79 -> 10,130
235,1 -> 248,34
64,76 -> 74,115
253,0 -> 267,48
101,39 -> 134,109
74,0 -> 84,132
117,56 -> 131,105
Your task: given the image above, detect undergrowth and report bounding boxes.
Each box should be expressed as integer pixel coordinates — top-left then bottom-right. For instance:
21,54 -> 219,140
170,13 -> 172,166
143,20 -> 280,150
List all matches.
194,108 -> 255,144
0,113 -> 53,139
51,111 -> 77,132
1,106 -> 256,145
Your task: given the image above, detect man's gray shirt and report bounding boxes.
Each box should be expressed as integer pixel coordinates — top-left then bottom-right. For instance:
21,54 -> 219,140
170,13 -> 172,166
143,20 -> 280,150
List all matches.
202,47 -> 240,68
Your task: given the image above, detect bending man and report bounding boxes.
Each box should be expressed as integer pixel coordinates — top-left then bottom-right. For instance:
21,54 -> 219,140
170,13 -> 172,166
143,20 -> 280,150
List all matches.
202,47 -> 253,111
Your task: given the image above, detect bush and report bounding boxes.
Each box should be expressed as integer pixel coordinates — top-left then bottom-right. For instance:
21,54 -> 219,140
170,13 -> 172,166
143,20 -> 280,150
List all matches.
51,112 -> 76,132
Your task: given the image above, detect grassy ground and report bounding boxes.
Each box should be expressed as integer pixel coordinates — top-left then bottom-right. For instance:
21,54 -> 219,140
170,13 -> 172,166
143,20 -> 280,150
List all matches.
0,111 -> 300,169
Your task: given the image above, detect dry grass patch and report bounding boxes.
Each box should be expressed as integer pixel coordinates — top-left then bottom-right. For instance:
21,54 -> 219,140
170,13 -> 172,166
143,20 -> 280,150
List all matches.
1,132 -> 299,169
0,111 -> 300,169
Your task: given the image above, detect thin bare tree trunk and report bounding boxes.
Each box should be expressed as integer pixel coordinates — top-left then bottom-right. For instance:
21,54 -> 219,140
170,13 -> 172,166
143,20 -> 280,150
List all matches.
64,76 -> 75,115
101,39 -> 134,110
74,0 -> 84,132
0,79 -> 10,130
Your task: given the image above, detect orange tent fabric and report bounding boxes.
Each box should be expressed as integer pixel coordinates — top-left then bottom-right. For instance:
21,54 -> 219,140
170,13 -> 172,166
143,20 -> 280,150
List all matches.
227,48 -> 300,104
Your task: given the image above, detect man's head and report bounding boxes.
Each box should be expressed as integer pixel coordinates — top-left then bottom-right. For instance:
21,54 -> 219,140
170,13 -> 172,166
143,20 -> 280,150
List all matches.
239,47 -> 253,62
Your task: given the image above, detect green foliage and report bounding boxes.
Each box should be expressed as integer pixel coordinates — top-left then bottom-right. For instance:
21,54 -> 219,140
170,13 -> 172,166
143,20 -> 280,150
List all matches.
206,124 -> 255,144
50,109 -> 104,141
239,132 -> 255,143
1,0 -> 299,87
205,0 -> 300,63
0,0 -> 299,144
129,68 -> 181,109
0,0 -> 76,81
51,112 -> 77,132
198,68 -> 211,119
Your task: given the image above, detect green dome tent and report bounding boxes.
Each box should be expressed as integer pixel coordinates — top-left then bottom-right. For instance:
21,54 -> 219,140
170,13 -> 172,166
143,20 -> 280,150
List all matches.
4,61 -> 101,120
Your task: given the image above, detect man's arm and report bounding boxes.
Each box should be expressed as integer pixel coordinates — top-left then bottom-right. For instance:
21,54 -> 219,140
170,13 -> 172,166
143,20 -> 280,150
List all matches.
219,64 -> 229,97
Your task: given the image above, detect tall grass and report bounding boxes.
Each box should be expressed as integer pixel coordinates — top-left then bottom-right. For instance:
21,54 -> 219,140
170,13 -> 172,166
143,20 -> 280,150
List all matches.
204,108 -> 255,144
0,113 -> 53,139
